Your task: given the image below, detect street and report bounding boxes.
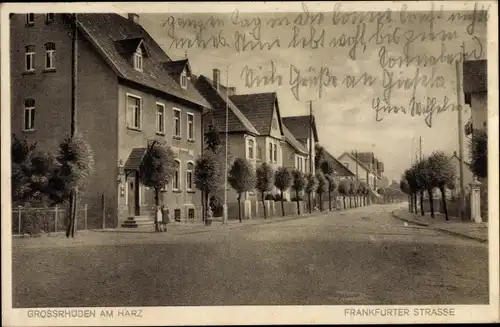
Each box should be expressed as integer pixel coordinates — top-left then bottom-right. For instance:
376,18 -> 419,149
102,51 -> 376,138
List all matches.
12,204 -> 488,307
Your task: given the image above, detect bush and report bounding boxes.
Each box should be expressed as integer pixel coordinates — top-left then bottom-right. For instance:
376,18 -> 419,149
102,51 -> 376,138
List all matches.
18,198 -> 53,235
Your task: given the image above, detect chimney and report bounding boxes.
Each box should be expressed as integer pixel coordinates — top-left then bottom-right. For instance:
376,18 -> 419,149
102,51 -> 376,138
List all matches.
128,13 -> 139,24
213,69 -> 220,90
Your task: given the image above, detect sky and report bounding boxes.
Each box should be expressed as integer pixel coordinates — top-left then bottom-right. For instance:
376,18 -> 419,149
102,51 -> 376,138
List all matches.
138,7 -> 487,182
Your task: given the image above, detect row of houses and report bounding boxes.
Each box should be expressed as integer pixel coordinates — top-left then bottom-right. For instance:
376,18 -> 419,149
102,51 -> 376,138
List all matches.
10,13 -> 388,228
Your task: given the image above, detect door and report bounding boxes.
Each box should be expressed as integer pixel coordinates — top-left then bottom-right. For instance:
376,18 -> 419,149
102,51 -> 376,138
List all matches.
134,171 -> 140,216
128,178 -> 135,217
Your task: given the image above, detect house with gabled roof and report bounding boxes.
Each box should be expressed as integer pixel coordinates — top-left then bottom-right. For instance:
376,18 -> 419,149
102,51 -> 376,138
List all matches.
10,13 -> 211,227
282,115 -> 319,176
337,152 -> 378,190
321,149 -> 356,181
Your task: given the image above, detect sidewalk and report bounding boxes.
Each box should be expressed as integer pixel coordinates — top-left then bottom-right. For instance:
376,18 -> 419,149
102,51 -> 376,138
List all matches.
392,209 -> 488,243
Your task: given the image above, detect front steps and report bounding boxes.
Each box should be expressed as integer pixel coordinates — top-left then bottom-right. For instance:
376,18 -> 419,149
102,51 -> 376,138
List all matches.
121,215 -> 155,228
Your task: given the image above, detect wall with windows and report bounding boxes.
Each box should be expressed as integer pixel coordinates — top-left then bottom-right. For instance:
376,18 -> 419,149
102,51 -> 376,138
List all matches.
471,92 -> 488,132
10,13 -> 122,228
117,83 -> 203,221
10,13 -> 74,151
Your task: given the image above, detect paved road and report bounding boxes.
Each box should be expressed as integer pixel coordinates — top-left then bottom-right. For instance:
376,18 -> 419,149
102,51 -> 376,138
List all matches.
12,204 -> 488,307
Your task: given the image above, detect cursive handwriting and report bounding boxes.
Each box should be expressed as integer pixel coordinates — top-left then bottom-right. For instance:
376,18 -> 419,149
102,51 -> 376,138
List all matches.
381,66 -> 445,105
372,96 -> 460,127
241,61 -> 283,88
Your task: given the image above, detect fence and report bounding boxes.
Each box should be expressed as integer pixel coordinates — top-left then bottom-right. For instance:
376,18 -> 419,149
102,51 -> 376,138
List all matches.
12,205 -> 88,235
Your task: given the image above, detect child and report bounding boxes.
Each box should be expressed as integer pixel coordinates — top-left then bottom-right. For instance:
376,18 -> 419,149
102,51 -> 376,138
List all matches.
161,204 -> 170,232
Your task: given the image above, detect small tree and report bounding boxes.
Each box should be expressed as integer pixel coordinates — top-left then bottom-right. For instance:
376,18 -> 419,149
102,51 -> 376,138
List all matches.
228,158 -> 256,222
305,173 -> 317,213
11,135 -> 37,204
139,140 -> 176,232
315,171 -> 327,211
291,169 -> 306,215
469,129 -> 487,178
325,174 -> 337,211
358,181 -> 367,206
49,134 -> 95,238
400,178 -> 411,212
338,179 -> 350,209
255,162 -> 274,219
205,124 -> 222,154
427,151 -> 456,221
194,152 -> 222,224
274,167 -> 292,217
414,158 -> 434,217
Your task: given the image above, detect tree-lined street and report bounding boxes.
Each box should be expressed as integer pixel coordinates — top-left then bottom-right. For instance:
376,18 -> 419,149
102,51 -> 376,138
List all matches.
13,204 -> 488,308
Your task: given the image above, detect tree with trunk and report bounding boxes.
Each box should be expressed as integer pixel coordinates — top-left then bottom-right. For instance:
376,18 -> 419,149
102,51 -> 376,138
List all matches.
139,140 -> 176,232
414,158 -> 434,217
194,152 -> 222,225
255,162 -> 274,219
427,151 -> 456,221
315,171 -> 327,211
11,135 -> 37,204
228,158 -> 256,222
325,174 -> 338,211
49,134 -> 95,238
404,168 -> 419,215
400,178 -> 411,212
469,129 -> 487,178
305,173 -> 317,213
349,179 -> 359,208
291,169 -> 306,215
338,179 -> 350,210
205,124 -> 222,154
274,167 -> 292,217
358,182 -> 367,206
314,144 -> 326,170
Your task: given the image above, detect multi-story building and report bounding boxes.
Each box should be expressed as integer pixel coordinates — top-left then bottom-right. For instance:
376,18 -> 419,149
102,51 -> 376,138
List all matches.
10,13 -> 211,227
282,115 -> 319,176
463,59 -> 487,136
337,152 -> 377,188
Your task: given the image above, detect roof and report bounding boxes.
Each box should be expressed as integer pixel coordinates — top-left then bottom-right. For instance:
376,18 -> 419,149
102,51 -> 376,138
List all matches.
338,152 -> 372,173
229,93 -> 282,136
194,76 -> 259,135
163,59 -> 191,75
282,115 -> 319,143
75,14 -> 210,109
282,125 -> 308,155
124,148 -> 147,171
463,59 -> 487,94
323,150 -> 355,177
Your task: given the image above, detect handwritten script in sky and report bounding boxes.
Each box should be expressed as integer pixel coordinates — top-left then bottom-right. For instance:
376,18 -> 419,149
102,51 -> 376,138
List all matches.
159,3 -> 488,128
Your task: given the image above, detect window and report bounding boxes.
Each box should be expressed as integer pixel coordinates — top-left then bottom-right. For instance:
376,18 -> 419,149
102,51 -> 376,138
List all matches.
268,142 -> 273,162
46,13 -> 54,23
44,42 -> 55,70
344,162 -> 349,169
133,47 -> 143,71
257,147 -> 262,160
25,45 -> 35,72
173,159 -> 180,190
273,143 -> 278,162
126,94 -> 141,130
186,162 -> 194,191
248,139 -> 254,159
188,208 -> 195,220
173,108 -> 181,138
174,209 -> 181,222
26,14 -> 35,25
180,71 -> 188,89
23,98 -> 35,131
156,103 -> 165,134
187,113 -> 194,140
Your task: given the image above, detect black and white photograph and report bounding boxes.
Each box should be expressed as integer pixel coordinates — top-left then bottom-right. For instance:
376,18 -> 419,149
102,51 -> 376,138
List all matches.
1,1 -> 498,325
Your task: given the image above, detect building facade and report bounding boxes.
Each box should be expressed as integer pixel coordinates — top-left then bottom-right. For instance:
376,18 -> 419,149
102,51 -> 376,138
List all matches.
463,59 -> 487,136
11,13 -> 210,227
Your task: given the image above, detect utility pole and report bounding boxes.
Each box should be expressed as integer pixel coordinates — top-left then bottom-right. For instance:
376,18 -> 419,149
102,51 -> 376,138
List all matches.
222,66 -> 229,224
455,60 -> 466,221
308,100 -> 313,174
419,136 -> 422,161
355,150 -> 359,180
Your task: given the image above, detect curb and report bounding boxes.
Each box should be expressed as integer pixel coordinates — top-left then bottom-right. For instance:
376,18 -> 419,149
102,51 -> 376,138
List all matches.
391,210 -> 487,243
13,230 -> 90,239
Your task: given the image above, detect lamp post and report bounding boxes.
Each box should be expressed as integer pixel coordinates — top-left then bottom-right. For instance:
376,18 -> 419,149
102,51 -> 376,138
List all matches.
222,65 -> 229,224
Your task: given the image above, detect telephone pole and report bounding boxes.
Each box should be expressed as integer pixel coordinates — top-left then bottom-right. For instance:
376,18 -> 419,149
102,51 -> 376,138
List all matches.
455,60 -> 466,221
308,101 -> 313,174
419,136 -> 422,161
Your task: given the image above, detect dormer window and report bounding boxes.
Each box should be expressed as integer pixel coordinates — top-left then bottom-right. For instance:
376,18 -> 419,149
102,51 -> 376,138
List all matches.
46,13 -> 55,24
133,47 -> 143,72
180,71 -> 188,89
